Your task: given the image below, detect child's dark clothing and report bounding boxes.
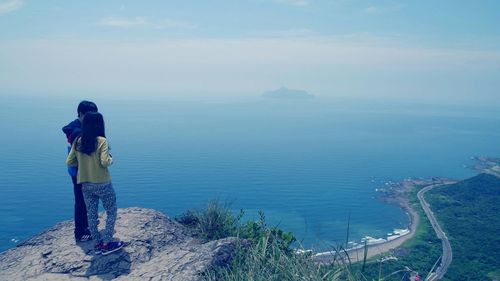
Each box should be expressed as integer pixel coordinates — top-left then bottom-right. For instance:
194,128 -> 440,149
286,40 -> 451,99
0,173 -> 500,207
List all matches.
62,119 -> 82,144
62,119 -> 90,240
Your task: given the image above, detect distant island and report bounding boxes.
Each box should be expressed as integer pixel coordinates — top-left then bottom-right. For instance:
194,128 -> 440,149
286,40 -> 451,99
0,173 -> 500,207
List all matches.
262,87 -> 314,99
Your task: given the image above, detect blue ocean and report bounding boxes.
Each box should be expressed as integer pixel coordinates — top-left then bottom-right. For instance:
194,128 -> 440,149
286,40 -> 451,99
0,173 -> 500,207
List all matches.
1,95 -> 499,252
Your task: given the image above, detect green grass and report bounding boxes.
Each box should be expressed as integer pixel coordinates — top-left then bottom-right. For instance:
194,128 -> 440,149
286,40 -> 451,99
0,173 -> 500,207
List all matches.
175,200 -> 241,241
204,237 -> 359,281
176,199 -> 367,281
176,194 -> 443,281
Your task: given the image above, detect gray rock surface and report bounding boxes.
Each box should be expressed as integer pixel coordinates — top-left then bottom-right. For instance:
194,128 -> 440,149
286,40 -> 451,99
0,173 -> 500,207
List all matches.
0,208 -> 237,281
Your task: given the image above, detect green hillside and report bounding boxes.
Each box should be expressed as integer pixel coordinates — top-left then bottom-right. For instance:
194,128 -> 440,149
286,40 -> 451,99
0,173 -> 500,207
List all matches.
425,173 -> 500,281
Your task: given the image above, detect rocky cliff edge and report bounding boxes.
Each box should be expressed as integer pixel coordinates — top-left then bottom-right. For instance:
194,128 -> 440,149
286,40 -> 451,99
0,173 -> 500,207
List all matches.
0,208 -> 237,281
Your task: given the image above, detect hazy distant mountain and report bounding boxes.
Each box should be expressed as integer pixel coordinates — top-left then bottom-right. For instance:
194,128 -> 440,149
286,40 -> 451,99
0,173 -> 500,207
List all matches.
262,87 -> 314,99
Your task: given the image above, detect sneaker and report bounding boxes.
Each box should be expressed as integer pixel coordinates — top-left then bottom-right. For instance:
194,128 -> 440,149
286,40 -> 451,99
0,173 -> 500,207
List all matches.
101,241 -> 124,256
77,234 -> 92,242
94,242 -> 104,255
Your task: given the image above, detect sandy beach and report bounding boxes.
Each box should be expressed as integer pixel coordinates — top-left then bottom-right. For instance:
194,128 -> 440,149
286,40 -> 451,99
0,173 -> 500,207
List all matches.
313,177 -> 457,264
312,176 -> 453,264
312,189 -> 419,264
344,200 -> 419,262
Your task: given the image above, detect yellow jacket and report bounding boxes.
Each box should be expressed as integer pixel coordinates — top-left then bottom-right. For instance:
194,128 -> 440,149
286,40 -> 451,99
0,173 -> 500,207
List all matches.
66,136 -> 113,184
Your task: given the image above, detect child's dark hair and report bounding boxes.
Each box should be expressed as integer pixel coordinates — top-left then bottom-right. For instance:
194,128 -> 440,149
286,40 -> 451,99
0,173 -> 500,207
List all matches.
77,101 -> 98,116
76,112 -> 106,155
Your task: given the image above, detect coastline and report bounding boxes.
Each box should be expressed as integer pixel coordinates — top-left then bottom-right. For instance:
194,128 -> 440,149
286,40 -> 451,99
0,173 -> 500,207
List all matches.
312,177 -> 455,264
342,195 -> 419,262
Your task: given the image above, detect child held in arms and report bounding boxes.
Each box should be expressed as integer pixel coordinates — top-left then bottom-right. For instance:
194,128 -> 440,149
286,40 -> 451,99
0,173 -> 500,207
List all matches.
62,101 -> 98,243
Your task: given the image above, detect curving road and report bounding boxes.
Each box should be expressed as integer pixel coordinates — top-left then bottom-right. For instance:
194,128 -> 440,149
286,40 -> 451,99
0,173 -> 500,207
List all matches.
417,184 -> 453,281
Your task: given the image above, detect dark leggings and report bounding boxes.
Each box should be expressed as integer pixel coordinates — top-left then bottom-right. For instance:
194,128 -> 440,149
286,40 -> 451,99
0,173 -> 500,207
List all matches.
72,176 -> 90,238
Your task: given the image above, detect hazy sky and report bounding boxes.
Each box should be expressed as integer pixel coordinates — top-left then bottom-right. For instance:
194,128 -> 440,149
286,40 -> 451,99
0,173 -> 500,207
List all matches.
1,0 -> 499,104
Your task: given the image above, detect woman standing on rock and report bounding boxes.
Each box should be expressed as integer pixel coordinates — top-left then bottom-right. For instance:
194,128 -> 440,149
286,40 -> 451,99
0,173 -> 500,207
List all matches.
66,112 -> 124,255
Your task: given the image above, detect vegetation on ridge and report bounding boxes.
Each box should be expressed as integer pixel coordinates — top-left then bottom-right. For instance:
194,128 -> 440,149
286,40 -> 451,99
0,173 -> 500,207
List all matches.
425,173 -> 500,281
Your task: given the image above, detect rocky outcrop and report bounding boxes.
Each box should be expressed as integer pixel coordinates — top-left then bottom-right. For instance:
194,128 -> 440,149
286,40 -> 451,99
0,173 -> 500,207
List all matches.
0,208 -> 237,281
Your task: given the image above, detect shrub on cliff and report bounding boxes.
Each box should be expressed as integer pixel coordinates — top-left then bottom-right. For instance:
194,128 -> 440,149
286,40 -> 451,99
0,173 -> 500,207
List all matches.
176,200 -> 240,241
176,200 -> 295,253
176,200 -> 357,281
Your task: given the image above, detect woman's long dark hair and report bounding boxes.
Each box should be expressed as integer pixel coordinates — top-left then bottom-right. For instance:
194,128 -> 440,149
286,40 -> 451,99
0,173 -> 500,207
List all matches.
76,112 -> 106,155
